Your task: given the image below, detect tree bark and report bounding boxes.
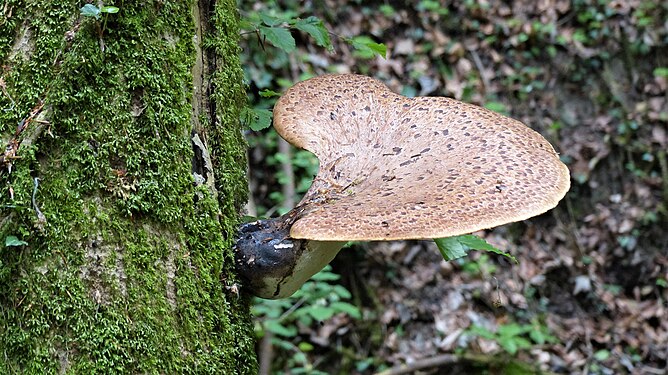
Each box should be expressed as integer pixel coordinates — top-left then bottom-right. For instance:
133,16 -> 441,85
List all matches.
0,0 -> 257,373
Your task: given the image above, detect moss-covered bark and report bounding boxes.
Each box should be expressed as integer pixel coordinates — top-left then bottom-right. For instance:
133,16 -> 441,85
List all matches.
0,0 -> 257,373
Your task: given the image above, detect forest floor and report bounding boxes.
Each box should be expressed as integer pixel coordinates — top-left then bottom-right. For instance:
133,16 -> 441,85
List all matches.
241,1 -> 668,374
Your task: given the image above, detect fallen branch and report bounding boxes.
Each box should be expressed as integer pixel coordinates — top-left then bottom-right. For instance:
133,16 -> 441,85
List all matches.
375,353 -> 557,375
375,354 -> 459,375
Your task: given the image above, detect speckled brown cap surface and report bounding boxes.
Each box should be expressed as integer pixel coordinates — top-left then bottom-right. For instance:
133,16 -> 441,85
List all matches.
273,74 -> 570,241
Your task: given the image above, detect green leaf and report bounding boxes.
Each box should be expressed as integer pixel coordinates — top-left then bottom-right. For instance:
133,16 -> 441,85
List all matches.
306,306 -> 335,320
271,337 -> 295,351
653,67 -> 668,77
529,329 -> 546,345
330,301 -> 361,319
484,101 -> 508,114
468,325 -> 495,340
350,36 -> 387,59
294,17 -> 332,49
259,13 -> 284,27
80,4 -> 101,19
499,336 -> 518,355
298,342 -> 314,352
5,235 -> 28,247
594,349 -> 610,361
259,26 -> 296,53
656,278 -> 668,288
100,6 -> 119,14
457,234 -> 518,263
435,234 -> 510,262
513,336 -> 532,350
331,284 -> 351,299
264,320 -> 297,337
365,43 -> 387,58
239,18 -> 255,30
259,89 -> 281,98
310,267 -> 340,281
498,323 -> 525,337
434,237 -> 469,261
241,107 -> 272,131
294,354 -> 309,367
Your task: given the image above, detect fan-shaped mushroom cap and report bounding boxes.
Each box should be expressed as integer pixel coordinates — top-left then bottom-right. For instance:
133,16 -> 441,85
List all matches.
273,74 -> 570,241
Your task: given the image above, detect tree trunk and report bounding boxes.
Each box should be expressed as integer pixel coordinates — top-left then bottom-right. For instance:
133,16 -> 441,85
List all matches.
0,0 -> 257,373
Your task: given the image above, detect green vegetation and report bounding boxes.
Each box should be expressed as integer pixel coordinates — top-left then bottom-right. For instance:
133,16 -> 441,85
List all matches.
79,3 -> 119,40
253,266 -> 361,374
466,318 -> 557,356
238,10 -> 386,133
79,3 -> 119,20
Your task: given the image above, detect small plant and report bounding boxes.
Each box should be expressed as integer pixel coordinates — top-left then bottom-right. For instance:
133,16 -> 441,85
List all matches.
80,3 -> 119,21
589,349 -> 613,373
654,67 -> 668,78
416,0 -> 449,15
240,11 -> 386,62
467,318 -> 557,355
239,11 -> 386,133
460,253 -> 498,277
252,265 -> 361,374
80,3 -> 119,41
655,277 -> 667,288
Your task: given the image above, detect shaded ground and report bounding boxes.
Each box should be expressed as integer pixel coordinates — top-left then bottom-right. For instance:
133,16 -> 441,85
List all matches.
241,1 -> 668,373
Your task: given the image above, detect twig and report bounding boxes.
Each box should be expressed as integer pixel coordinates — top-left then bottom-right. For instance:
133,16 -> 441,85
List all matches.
564,196 -> 585,259
376,353 -> 557,375
639,365 -> 668,375
277,295 -> 307,321
375,354 -> 459,375
467,47 -> 490,94
258,330 -> 274,375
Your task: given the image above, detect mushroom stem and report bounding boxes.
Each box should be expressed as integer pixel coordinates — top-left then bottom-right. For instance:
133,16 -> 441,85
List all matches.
234,213 -> 345,299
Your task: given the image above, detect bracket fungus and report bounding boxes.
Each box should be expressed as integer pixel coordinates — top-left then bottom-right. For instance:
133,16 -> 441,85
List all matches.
235,74 -> 570,299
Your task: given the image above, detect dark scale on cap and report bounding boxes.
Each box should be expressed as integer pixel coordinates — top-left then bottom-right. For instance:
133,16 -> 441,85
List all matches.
272,74 -> 571,241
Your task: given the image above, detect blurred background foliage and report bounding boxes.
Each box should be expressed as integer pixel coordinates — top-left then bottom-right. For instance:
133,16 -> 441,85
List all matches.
237,0 -> 667,374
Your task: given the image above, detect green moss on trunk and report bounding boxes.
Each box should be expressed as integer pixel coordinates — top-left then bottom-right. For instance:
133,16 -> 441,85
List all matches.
0,0 -> 256,373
